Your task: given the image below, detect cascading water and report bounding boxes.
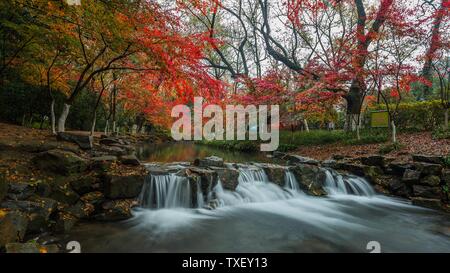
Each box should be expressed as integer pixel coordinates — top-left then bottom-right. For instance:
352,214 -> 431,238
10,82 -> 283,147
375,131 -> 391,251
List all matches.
238,168 -> 269,183
324,170 -> 375,196
284,170 -> 300,191
139,174 -> 192,209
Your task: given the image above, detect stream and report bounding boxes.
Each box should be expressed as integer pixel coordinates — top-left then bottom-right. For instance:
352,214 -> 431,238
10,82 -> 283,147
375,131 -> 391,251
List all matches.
68,143 -> 450,253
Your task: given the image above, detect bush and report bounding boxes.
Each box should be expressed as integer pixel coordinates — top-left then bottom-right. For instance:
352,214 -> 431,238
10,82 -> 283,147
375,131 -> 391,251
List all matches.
432,127 -> 450,140
366,100 -> 446,132
378,142 -> 405,155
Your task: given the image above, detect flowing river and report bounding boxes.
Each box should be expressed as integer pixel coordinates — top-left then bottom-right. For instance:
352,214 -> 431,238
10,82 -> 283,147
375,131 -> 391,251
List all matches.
68,143 -> 450,253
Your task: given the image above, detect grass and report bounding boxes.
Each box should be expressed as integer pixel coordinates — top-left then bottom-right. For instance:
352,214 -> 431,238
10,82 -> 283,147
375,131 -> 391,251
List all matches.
198,129 -> 390,152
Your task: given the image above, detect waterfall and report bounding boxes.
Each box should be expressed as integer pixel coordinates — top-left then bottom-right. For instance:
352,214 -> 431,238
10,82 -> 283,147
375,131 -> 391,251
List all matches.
284,170 -> 300,191
238,168 -> 269,183
324,170 -> 375,196
139,174 -> 192,209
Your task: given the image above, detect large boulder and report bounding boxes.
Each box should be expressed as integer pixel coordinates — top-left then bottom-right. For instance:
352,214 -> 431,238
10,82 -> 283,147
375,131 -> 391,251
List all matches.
120,154 -> 141,166
388,179 -> 412,198
33,149 -> 87,175
60,201 -> 95,220
7,182 -> 36,200
402,169 -> 421,184
70,176 -> 101,195
420,175 -> 441,187
99,137 -> 122,146
286,155 -> 319,166
413,185 -> 442,199
414,162 -> 443,176
1,197 -> 57,233
54,212 -> 78,233
412,154 -> 443,165
50,183 -> 80,205
259,164 -> 287,187
0,210 -> 28,248
0,174 -> 7,202
359,155 -> 385,167
57,132 -> 93,150
386,162 -> 414,176
290,164 -> 327,196
411,197 -> 442,210
194,156 -> 224,168
103,174 -> 145,199
94,199 -> 135,221
212,167 -> 240,191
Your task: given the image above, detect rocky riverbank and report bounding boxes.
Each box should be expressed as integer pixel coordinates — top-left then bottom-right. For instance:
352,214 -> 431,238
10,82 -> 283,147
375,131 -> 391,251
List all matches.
0,123 -> 169,253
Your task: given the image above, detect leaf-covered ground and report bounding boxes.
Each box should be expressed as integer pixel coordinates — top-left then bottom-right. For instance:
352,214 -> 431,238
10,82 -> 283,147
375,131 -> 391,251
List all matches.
293,131 -> 450,161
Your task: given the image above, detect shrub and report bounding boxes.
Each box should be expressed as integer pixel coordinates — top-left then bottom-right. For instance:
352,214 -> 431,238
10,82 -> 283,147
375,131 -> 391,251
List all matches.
378,142 -> 405,154
432,127 -> 450,140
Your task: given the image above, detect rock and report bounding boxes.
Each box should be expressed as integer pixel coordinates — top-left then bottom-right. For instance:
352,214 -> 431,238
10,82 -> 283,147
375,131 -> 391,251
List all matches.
286,155 -> 319,166
99,137 -> 123,146
332,154 -> 347,160
7,182 -> 36,200
16,141 -> 60,153
70,176 -> 100,195
5,242 -> 40,253
33,149 -> 88,175
0,174 -> 7,202
360,155 -> 385,167
0,210 -> 28,248
388,179 -> 412,198
402,169 -> 421,184
94,144 -> 128,157
213,167 -> 240,191
335,161 -> 366,176
1,197 -> 57,233
413,185 -> 442,199
194,156 -> 224,168
411,197 -> 442,210
414,162 -> 443,176
57,132 -> 93,150
260,164 -> 287,187
95,199 -> 135,221
420,175 -> 441,187
61,201 -> 96,219
91,155 -> 118,171
412,154 -> 443,165
273,151 -> 287,159
103,175 -> 145,199
120,154 -> 141,166
442,169 -> 450,186
321,159 -> 337,169
362,166 -> 383,183
50,184 -> 80,205
291,164 -> 327,196
54,212 -> 78,233
80,191 -> 104,206
36,182 -> 52,197
386,162 -> 414,176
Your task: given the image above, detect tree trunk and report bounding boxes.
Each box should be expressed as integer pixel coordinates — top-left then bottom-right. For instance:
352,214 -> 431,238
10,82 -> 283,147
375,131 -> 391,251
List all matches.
391,120 -> 397,143
445,108 -> 449,131
345,81 -> 364,132
50,99 -> 56,135
57,103 -> 71,132
90,112 -> 96,136
104,120 -> 109,135
303,119 -> 309,132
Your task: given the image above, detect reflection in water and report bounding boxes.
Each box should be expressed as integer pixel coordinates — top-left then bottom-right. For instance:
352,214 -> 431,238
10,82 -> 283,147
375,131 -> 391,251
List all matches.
135,142 -> 273,163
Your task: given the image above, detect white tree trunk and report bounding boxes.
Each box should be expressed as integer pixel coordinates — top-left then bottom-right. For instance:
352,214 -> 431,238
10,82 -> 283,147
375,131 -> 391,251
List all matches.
90,112 -> 96,136
391,120 -> 397,143
445,108 -> 449,131
50,99 -> 56,135
104,120 -> 109,135
356,123 -> 361,140
304,119 -> 310,132
112,121 -> 116,135
57,103 -> 71,132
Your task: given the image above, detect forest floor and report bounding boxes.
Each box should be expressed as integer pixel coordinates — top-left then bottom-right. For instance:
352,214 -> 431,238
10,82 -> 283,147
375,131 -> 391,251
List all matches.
293,131 -> 450,161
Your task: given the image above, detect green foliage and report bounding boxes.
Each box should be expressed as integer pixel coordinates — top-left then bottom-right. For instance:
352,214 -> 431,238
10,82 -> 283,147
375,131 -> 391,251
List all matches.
443,155 -> 450,167
378,142 -> 405,155
432,127 -> 450,140
197,140 -> 259,152
367,100 -> 446,132
279,130 -> 348,146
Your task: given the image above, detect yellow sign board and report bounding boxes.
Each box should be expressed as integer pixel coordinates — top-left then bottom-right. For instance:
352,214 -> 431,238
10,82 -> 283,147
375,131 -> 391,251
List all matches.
371,111 -> 389,128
